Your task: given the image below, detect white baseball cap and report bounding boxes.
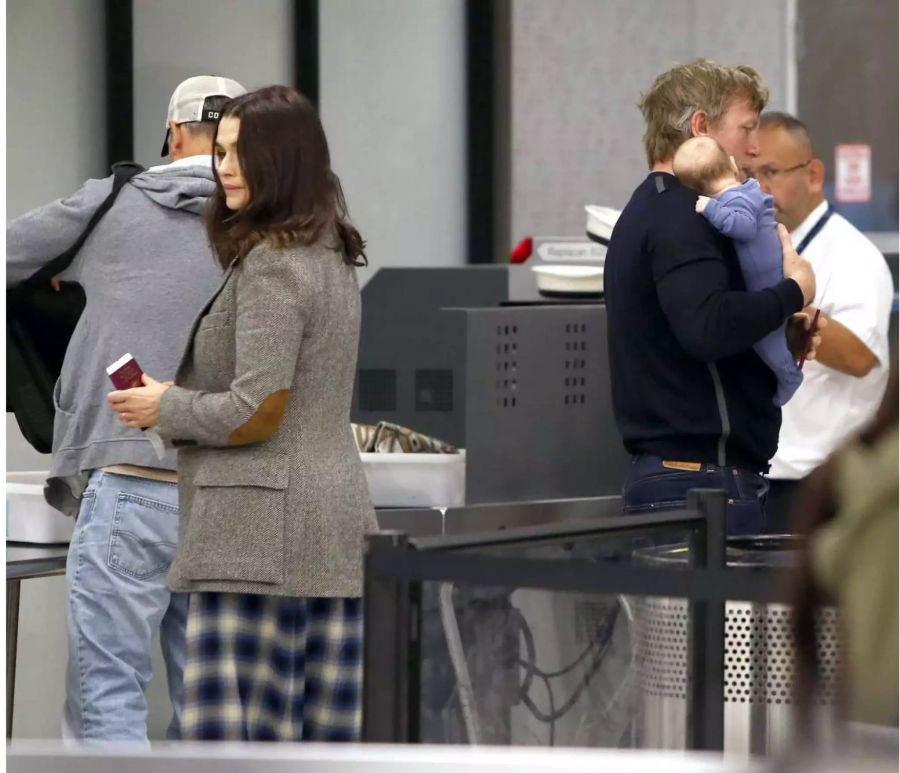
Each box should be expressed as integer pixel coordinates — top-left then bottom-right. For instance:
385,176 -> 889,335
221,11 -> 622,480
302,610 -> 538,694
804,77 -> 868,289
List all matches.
161,75 -> 246,156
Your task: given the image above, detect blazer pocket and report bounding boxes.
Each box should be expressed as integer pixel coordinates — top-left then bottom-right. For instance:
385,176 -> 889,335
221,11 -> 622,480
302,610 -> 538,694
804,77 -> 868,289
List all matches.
181,454 -> 288,584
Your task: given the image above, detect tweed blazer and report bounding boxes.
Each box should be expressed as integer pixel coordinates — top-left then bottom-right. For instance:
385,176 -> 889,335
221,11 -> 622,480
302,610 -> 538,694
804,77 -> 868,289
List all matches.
156,236 -> 377,598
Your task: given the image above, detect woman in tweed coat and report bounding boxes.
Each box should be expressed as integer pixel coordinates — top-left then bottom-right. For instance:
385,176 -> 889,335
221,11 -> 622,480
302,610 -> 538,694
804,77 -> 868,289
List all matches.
108,85 -> 377,741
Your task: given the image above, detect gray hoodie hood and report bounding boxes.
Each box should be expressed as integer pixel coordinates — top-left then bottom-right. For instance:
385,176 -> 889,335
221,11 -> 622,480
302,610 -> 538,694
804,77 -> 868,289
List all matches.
130,164 -> 216,215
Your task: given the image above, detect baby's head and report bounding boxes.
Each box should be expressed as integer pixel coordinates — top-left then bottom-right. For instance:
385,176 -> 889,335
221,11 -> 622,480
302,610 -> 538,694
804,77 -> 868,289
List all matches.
673,136 -> 739,196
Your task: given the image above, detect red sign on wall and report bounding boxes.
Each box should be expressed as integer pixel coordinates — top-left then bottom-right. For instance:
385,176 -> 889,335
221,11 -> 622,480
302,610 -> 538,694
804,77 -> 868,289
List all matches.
834,144 -> 871,203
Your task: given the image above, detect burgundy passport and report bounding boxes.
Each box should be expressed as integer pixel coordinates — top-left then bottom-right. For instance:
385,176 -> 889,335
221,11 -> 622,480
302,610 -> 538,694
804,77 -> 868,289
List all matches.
105,353 -> 167,460
106,353 -> 145,390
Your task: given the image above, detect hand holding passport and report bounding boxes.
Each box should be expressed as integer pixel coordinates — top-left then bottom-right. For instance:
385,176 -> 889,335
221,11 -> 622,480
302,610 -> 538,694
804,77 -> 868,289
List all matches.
106,353 -> 167,459
796,270 -> 832,370
798,309 -> 821,371
788,309 -> 827,370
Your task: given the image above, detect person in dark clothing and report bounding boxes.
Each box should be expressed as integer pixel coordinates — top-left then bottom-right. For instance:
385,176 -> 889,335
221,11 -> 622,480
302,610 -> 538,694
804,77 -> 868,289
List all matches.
604,59 -> 820,534
675,136 -> 803,408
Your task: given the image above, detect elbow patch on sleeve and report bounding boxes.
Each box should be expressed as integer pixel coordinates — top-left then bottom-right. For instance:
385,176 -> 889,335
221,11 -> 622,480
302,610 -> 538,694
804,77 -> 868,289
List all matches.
227,390 -> 291,446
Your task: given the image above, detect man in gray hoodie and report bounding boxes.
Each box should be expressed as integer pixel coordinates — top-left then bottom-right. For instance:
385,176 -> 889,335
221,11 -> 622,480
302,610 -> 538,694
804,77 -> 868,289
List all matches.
6,75 -> 245,743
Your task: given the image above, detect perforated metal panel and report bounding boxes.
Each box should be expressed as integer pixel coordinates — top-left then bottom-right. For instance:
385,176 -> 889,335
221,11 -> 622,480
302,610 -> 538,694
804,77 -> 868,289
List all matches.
463,304 -> 629,504
632,597 -> 689,700
494,322 -> 519,410
632,598 -> 840,705
563,321 -> 588,406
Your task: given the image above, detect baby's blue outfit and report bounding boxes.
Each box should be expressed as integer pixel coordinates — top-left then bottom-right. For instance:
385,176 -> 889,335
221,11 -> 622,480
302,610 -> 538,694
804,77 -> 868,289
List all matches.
702,178 -> 802,407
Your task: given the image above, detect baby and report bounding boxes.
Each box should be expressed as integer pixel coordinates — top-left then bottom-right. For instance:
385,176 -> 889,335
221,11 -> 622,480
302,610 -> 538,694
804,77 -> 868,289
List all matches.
673,136 -> 801,407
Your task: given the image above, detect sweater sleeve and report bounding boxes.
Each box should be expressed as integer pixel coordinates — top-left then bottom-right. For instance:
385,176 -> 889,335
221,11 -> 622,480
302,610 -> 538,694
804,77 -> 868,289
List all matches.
6,176 -> 114,287
156,245 -> 309,448
701,191 -> 760,241
650,206 -> 803,362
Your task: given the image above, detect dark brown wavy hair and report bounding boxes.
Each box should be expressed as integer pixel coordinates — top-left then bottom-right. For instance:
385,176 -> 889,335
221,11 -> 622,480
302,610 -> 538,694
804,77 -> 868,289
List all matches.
206,85 -> 366,268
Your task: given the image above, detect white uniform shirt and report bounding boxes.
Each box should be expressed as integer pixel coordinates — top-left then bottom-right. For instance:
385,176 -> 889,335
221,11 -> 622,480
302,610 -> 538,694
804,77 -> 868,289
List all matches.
769,200 -> 893,480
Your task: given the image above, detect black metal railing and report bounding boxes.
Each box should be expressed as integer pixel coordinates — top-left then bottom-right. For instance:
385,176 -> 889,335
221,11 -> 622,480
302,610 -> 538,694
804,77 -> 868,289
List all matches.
362,489 -> 796,751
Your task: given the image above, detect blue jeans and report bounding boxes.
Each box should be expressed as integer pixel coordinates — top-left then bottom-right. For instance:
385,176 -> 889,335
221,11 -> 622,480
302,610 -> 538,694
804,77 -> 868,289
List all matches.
64,470 -> 187,742
622,454 -> 769,535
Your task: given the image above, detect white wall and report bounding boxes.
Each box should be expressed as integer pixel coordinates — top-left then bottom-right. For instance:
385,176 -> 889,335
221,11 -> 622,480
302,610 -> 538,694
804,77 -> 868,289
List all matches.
137,0 -> 469,279
7,0 -> 104,472
6,0 -> 107,219
132,0 -> 293,168
319,0 -> 467,281
509,0 -> 793,242
6,0 -> 106,739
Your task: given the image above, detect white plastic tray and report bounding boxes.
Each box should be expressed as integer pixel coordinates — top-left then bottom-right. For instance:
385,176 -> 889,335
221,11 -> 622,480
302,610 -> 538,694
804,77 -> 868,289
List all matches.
360,451 -> 466,508
7,471 -> 74,544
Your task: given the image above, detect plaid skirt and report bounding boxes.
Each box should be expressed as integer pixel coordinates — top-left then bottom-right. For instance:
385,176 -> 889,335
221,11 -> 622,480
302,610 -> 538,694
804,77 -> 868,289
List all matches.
181,592 -> 363,741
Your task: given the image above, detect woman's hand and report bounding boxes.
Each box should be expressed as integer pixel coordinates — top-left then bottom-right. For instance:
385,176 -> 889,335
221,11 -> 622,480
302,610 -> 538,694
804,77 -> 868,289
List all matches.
107,374 -> 171,429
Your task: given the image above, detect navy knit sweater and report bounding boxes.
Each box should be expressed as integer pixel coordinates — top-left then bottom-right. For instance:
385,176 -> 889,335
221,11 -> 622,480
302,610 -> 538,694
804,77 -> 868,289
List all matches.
604,172 -> 804,472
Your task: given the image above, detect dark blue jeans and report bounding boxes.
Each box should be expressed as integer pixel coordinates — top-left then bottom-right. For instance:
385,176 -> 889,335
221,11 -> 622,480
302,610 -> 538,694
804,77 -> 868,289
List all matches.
622,454 -> 769,536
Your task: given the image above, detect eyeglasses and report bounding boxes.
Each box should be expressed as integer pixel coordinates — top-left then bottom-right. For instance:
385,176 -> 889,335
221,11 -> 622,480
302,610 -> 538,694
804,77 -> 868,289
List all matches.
752,159 -> 812,183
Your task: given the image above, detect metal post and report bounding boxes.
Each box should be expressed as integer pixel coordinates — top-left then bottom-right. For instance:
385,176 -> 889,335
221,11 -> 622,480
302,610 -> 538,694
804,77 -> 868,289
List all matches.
104,0 -> 134,168
7,579 -> 21,739
687,488 -> 727,751
293,0 -> 319,107
362,531 -> 419,743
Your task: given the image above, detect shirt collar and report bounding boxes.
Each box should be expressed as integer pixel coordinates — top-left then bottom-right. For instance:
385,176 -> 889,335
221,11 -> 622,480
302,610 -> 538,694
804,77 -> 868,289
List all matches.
147,154 -> 213,173
790,199 -> 829,246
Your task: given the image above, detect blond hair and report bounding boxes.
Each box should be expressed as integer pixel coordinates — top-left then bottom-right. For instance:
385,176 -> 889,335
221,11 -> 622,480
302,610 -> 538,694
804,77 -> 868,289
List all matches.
639,59 -> 769,168
672,136 -> 734,194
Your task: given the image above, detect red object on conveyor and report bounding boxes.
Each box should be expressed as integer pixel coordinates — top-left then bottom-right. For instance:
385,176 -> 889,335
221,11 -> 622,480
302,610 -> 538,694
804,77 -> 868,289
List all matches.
509,236 -> 533,264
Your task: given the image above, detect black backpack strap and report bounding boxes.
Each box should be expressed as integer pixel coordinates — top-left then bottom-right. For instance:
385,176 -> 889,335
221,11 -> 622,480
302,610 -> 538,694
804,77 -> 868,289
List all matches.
21,161 -> 145,288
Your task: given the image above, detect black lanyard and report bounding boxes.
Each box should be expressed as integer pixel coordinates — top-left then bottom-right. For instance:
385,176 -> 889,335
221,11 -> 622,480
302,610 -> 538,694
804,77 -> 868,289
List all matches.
796,206 -> 834,254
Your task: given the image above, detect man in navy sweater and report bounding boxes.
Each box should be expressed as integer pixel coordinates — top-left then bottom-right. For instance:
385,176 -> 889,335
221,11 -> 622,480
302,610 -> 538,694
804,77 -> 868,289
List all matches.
605,60 -> 819,534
